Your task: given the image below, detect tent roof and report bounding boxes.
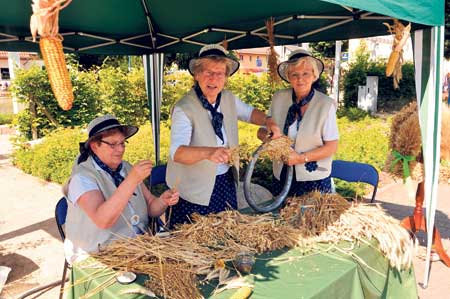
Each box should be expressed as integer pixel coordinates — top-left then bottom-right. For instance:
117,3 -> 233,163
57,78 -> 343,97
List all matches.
0,0 -> 444,55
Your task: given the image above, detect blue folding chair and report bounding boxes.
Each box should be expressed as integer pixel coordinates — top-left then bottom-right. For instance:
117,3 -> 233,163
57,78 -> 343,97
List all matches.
149,165 -> 170,232
150,164 -> 167,187
331,160 -> 379,203
17,197 -> 69,299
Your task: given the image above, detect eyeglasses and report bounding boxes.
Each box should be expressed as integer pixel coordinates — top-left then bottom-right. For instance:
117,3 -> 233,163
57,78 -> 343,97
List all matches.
289,72 -> 314,80
202,70 -> 227,79
100,139 -> 128,149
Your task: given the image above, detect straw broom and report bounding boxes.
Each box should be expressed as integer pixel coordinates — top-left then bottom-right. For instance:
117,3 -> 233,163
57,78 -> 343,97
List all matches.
30,0 -> 74,110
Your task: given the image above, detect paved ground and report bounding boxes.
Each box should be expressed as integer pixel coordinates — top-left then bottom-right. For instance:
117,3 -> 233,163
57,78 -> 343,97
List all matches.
1,130 -> 449,299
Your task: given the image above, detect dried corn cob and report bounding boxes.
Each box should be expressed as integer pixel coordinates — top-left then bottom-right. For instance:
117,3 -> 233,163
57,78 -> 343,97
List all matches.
229,286 -> 253,299
31,0 -> 74,110
40,36 -> 73,110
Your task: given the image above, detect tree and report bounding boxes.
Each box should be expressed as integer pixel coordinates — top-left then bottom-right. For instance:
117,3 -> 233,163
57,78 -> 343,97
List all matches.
309,41 -> 349,59
445,0 -> 450,59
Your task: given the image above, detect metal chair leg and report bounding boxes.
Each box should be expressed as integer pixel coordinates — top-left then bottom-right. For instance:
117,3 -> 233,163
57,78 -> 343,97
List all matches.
59,261 -> 69,299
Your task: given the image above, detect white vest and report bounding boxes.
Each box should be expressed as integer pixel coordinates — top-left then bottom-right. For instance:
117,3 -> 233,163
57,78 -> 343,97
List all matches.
167,89 -> 239,206
64,156 -> 148,261
270,89 -> 334,181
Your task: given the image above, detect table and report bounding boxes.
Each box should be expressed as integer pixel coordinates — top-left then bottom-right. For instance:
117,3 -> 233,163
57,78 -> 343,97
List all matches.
67,240 -> 417,299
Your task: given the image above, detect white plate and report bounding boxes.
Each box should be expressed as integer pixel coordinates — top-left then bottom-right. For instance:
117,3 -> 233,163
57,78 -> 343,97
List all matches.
116,271 -> 137,284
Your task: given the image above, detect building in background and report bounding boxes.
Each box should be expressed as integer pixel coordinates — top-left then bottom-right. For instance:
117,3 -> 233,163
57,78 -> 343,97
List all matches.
0,52 -> 42,114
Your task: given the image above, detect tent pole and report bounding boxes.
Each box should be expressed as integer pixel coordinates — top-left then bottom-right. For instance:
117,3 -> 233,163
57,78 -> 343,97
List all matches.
143,53 -> 164,165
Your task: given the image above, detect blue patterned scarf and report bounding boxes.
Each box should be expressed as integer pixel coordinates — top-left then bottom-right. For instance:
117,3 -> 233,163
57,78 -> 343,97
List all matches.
283,89 -> 315,135
92,153 -> 125,187
194,84 -> 224,144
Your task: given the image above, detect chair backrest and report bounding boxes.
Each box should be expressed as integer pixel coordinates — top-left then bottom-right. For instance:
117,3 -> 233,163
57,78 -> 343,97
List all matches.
331,160 -> 379,202
55,197 -> 68,241
150,164 -> 167,187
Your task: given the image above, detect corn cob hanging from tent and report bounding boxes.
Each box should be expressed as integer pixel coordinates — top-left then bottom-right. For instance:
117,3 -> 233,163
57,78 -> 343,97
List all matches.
384,19 -> 411,89
30,0 -> 74,110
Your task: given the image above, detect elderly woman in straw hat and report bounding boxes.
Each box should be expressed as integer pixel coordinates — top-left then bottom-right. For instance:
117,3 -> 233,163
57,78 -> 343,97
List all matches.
63,115 -> 179,264
258,49 -> 339,196
167,44 -> 281,226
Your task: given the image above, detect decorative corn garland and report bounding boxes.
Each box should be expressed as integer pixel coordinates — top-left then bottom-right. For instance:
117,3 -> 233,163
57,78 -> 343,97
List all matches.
31,0 -> 74,110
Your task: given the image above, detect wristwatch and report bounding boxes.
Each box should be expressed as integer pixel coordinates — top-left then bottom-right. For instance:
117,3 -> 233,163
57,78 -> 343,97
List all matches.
303,153 -> 309,163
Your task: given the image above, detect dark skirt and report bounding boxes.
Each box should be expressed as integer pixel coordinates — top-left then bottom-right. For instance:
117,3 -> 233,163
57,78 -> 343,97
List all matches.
169,169 -> 237,228
272,165 -> 332,197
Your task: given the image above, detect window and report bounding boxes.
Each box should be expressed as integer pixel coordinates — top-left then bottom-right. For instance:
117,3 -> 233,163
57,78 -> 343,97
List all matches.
256,56 -> 262,67
0,68 -> 10,80
239,55 -> 244,61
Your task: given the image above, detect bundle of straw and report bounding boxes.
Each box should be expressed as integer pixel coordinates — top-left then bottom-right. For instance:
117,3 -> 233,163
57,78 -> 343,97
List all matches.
385,101 -> 423,181
279,192 -> 350,237
30,0 -> 74,110
259,135 -> 293,162
265,17 -> 280,84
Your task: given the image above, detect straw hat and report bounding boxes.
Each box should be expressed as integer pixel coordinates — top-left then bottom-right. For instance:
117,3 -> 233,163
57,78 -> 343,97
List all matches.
277,49 -> 324,82
188,44 -> 240,76
83,115 -> 138,148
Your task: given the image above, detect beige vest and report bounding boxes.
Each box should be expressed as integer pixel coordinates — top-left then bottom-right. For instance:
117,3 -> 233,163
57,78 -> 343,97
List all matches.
167,89 -> 239,206
65,156 -> 149,255
270,89 -> 334,181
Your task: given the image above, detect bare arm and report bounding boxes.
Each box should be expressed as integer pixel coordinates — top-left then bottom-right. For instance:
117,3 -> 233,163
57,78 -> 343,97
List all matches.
173,146 -> 231,165
286,140 -> 338,166
77,160 -> 152,229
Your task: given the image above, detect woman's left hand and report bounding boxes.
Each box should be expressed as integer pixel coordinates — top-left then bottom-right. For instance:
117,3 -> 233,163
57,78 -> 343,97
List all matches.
159,189 -> 180,206
286,148 -> 301,166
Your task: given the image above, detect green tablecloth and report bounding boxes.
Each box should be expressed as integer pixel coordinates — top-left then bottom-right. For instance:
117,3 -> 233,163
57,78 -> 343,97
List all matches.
67,241 -> 417,299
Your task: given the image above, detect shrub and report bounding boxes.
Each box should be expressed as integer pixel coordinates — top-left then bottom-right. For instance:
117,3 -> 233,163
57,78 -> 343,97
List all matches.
0,113 -> 14,125
12,128 -> 85,184
10,65 -> 100,140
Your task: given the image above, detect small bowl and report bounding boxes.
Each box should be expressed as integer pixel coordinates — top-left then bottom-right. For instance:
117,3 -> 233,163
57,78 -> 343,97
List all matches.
234,251 -> 255,274
116,271 -> 137,284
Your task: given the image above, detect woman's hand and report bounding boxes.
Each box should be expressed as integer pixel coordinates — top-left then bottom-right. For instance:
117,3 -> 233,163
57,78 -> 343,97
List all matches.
265,117 -> 282,139
208,147 -> 231,164
286,148 -> 302,166
159,189 -> 180,206
129,160 -> 153,184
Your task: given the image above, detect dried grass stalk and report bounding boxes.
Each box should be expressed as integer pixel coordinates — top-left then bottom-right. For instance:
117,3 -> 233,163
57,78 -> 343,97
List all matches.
228,146 -> 240,167
259,136 -> 293,162
316,204 -> 417,270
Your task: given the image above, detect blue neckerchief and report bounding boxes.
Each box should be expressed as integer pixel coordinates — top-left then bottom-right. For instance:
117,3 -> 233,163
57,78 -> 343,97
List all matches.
283,89 -> 315,135
92,153 -> 124,188
194,84 -> 224,144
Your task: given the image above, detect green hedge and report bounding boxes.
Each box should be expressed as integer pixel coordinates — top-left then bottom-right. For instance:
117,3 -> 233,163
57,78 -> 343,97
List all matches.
0,113 -> 14,125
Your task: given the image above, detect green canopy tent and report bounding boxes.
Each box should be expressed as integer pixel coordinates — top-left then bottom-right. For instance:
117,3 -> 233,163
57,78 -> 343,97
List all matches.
0,0 -> 445,287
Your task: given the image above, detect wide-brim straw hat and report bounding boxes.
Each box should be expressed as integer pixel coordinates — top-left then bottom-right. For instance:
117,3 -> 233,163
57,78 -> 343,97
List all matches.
188,44 -> 240,76
277,49 -> 324,82
83,115 -> 138,148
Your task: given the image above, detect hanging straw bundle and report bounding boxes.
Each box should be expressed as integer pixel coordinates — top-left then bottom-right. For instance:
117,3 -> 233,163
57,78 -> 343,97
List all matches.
30,0 -> 74,110
265,18 -> 280,84
385,101 -> 423,181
